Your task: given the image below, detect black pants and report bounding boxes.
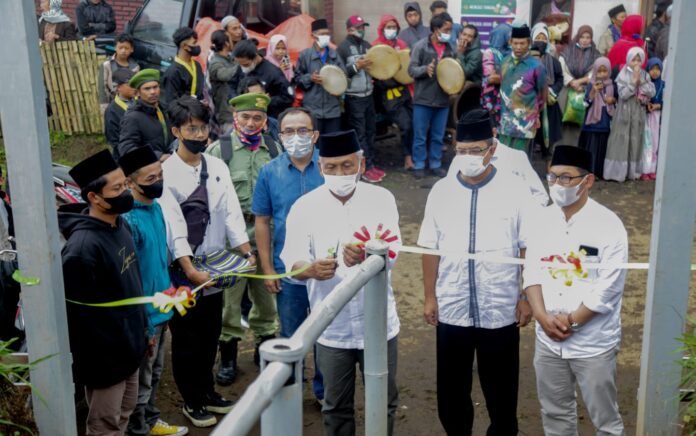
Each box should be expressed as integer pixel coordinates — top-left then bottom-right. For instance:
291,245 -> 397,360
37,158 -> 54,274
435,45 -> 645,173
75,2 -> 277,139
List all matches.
317,117 -> 343,135
386,102 -> 413,158
436,322 -> 519,436
169,291 -> 223,409
344,95 -> 376,168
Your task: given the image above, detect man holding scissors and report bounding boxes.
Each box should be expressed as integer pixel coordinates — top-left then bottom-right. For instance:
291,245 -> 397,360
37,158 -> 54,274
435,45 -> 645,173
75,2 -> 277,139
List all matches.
282,130 -> 401,436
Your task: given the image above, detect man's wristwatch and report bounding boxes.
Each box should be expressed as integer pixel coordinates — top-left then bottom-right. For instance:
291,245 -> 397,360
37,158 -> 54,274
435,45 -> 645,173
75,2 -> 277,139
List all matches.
243,250 -> 257,259
567,312 -> 582,332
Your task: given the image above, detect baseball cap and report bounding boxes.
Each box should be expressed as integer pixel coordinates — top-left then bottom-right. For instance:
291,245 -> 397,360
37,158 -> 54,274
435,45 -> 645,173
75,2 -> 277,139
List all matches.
346,15 -> 369,28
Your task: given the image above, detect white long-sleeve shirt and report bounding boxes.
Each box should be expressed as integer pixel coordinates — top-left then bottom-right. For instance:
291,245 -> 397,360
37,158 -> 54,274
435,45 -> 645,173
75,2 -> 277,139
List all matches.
160,152 -> 249,259
281,183 -> 401,350
418,168 -> 537,329
523,198 -> 628,359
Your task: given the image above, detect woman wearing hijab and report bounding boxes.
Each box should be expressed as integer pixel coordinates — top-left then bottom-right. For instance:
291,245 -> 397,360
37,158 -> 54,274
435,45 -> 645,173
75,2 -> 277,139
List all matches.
532,23 -> 563,157
38,0 -> 78,43
481,23 -> 512,126
604,47 -> 655,182
641,57 -> 665,180
265,35 -> 294,84
607,15 -> 646,70
559,25 -> 600,145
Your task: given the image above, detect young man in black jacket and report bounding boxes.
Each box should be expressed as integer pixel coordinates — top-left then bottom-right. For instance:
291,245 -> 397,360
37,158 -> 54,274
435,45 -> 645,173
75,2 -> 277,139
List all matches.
76,0 -> 116,38
104,68 -> 135,152
230,39 -> 294,119
117,69 -> 172,161
60,149 -> 148,435
161,27 -> 205,110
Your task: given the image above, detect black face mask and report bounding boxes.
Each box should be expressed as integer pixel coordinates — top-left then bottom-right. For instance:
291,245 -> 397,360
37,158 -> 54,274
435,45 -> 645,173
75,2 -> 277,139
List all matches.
532,41 -> 548,54
181,138 -> 208,154
138,180 -> 164,199
188,45 -> 202,56
100,190 -> 134,215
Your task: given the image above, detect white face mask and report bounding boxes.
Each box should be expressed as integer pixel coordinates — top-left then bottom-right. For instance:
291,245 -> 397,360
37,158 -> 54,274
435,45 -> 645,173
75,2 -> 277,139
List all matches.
283,134 -> 313,158
438,32 -> 451,43
549,177 -> 586,207
241,62 -> 256,74
451,153 -> 489,177
384,29 -> 398,40
317,35 -> 331,48
324,163 -> 360,197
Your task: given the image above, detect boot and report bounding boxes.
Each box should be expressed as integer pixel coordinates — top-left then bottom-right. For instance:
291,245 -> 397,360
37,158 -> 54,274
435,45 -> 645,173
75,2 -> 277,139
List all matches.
216,339 -> 238,386
254,335 -> 276,367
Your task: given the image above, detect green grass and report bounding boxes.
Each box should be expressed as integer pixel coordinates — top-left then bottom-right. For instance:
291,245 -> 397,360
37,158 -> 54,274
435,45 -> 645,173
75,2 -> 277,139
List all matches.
679,322 -> 696,434
0,133 -> 108,170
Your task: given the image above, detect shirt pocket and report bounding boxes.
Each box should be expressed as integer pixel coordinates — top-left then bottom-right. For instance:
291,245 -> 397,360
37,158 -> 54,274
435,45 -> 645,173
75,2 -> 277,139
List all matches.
230,170 -> 252,205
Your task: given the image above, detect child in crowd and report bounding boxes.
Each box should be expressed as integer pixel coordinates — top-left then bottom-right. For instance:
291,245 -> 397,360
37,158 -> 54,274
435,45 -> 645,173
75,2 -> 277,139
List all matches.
579,57 -> 616,177
102,33 -> 140,105
604,47 -> 655,182
641,57 -> 665,180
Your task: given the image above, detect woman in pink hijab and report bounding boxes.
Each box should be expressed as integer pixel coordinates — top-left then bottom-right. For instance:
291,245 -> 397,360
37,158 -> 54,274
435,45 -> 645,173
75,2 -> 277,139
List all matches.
265,34 -> 294,82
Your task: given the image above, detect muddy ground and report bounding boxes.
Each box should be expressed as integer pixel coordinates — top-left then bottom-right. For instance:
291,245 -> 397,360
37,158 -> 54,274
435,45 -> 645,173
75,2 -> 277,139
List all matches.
150,133 -> 696,436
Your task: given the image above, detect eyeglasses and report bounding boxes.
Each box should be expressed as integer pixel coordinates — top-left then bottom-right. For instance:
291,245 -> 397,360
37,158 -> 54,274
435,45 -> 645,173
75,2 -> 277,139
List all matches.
546,173 -> 586,185
454,144 -> 491,156
182,125 -> 209,135
280,128 -> 313,137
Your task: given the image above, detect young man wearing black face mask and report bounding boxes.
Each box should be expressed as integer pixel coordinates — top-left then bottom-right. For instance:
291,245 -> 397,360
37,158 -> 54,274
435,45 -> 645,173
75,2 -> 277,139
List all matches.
119,147 -> 189,436
160,96 -> 252,428
162,27 -> 205,110
60,150 -> 148,435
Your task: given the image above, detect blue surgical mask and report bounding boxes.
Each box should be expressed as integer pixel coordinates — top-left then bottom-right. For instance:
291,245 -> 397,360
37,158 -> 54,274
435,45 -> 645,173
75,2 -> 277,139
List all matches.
384,29 -> 398,40
438,31 -> 451,43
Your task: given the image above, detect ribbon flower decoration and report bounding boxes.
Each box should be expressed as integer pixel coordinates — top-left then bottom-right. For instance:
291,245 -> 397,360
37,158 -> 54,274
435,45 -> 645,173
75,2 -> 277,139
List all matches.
353,224 -> 399,259
541,250 -> 588,286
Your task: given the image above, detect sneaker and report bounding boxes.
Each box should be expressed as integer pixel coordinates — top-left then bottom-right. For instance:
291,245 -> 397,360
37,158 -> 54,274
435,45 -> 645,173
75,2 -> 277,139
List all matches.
182,405 -> 216,428
205,391 -> 234,414
413,169 -> 425,180
362,168 -> 384,183
151,419 -> 189,436
429,168 -> 447,178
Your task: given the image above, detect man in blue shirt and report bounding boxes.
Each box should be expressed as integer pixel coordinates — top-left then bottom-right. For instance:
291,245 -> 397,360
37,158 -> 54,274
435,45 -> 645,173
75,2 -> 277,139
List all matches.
251,107 -> 325,402
119,147 -> 188,436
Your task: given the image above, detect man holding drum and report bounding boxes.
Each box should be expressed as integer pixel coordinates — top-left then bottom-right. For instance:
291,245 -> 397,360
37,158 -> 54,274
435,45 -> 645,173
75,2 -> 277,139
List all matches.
295,18 -> 346,135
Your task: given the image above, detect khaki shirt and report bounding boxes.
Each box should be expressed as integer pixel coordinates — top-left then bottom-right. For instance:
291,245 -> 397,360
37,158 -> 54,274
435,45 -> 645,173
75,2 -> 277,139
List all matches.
597,28 -> 615,56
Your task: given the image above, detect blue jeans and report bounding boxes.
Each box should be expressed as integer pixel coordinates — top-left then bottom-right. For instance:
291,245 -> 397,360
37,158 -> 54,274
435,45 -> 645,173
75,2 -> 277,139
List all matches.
276,280 -> 324,400
412,104 -> 449,170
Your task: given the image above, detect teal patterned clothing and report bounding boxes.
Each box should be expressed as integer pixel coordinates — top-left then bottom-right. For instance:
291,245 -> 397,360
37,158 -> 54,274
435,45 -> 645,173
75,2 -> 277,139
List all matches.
499,52 -> 546,140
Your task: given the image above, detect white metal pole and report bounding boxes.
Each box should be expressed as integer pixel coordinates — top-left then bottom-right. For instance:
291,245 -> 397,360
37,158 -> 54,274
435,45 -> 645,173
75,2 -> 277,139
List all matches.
0,2 -> 76,434
637,0 -> 696,433
260,339 -> 304,436
364,240 -> 389,436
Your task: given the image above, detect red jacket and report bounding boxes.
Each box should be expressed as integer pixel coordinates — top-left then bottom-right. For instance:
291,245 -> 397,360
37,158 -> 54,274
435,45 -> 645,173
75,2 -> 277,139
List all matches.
372,14 -> 409,50
608,15 -> 647,70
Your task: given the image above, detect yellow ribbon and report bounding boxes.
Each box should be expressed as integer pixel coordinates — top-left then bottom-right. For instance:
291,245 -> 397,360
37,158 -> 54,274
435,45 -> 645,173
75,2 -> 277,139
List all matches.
114,95 -> 129,111
386,86 -> 404,101
155,106 -> 168,140
174,56 -> 198,96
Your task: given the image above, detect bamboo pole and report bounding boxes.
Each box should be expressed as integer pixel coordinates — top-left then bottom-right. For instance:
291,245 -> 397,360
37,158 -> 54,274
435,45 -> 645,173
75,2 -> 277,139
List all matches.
44,43 -> 69,133
55,42 -> 78,133
64,41 -> 85,133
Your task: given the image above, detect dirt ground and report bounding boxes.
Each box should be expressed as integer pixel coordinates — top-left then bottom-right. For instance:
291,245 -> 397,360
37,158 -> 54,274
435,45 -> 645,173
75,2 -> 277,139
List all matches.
148,134 -> 696,436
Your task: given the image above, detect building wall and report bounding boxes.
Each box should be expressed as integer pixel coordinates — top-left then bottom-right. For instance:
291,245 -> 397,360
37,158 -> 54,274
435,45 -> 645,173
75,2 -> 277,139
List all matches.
35,0 -> 144,33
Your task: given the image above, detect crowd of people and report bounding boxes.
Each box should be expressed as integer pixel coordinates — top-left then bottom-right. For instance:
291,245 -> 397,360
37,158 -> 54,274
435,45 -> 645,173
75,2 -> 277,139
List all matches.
16,1 -> 674,435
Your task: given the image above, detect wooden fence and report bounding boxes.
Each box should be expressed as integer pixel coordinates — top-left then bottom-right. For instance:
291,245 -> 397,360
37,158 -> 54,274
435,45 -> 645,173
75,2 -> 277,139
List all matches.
40,40 -> 105,135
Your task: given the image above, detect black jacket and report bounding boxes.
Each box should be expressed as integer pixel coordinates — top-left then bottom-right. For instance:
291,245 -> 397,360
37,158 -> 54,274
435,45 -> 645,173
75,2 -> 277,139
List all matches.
75,0 -> 116,37
104,98 -> 130,150
161,60 -> 205,110
408,37 -> 455,108
337,35 -> 373,97
117,100 -> 171,160
59,208 -> 147,389
230,58 -> 294,118
294,47 -> 345,119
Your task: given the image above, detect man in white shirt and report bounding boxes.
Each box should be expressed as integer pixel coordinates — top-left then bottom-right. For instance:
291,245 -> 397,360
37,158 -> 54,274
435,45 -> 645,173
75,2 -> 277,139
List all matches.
281,130 -> 401,436
418,109 -> 534,435
160,96 -> 254,428
523,145 -> 628,435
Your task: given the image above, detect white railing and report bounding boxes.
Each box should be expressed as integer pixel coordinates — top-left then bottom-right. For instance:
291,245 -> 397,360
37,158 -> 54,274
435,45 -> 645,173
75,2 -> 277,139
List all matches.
211,239 -> 391,436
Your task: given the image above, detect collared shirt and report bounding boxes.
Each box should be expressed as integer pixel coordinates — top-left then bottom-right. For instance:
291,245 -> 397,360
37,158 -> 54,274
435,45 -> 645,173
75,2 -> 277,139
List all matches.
281,183 -> 401,349
491,140 -> 549,206
159,152 -> 249,260
500,52 -> 546,139
523,198 -> 628,359
418,168 -> 536,329
251,149 -> 324,274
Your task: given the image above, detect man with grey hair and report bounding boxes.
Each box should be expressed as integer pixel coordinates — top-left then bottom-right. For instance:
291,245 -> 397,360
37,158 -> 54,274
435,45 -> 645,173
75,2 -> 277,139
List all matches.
221,15 -> 247,49
281,129 -> 401,436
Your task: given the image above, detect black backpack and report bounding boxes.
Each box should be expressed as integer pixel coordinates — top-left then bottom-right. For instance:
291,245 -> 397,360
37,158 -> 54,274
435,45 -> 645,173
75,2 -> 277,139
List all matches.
218,133 -> 281,165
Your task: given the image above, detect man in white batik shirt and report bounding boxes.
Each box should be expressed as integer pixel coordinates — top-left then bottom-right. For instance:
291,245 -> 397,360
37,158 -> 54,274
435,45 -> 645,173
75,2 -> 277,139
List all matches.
281,130 -> 400,436
419,109 -> 537,435
524,145 -> 628,436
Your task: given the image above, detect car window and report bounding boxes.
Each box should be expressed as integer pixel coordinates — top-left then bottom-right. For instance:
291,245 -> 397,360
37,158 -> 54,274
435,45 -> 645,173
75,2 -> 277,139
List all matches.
132,0 -> 185,45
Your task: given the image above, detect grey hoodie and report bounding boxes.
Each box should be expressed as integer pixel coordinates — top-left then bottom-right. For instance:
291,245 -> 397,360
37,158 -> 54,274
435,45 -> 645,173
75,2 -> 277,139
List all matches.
399,2 -> 430,49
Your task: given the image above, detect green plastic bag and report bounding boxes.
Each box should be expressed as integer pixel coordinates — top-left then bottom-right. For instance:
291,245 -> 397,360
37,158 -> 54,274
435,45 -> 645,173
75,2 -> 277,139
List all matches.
562,88 -> 586,126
